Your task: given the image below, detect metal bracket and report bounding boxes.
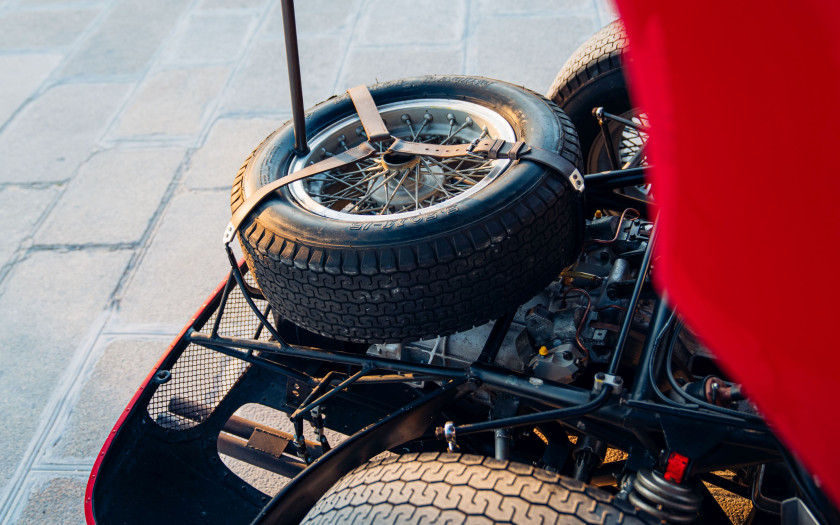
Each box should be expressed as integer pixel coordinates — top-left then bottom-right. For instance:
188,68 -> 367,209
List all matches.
222,222 -> 236,244
569,169 -> 585,193
594,372 -> 624,394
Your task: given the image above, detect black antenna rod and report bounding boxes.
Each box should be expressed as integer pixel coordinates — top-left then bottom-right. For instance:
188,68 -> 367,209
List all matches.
281,0 -> 308,154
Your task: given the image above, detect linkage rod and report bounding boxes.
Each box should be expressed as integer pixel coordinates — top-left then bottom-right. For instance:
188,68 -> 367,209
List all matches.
281,0 -> 308,154
453,389 -> 611,435
291,367 -> 374,420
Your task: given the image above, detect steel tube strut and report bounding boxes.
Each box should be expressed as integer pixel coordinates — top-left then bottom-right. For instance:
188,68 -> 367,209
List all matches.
280,0 -> 308,154
630,297 -> 670,401
607,219 -> 657,375
189,331 -> 464,379
583,166 -> 647,191
453,389 -> 611,435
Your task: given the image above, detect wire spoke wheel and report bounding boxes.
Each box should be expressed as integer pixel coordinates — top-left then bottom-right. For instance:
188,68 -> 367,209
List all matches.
288,100 -> 516,222
587,109 -> 649,173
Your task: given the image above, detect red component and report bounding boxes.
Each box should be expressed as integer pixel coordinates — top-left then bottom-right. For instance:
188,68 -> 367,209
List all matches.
615,0 -> 840,506
663,451 -> 690,484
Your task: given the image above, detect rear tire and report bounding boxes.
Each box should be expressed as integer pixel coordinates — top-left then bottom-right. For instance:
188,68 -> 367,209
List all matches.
300,453 -> 653,524
547,21 -> 640,175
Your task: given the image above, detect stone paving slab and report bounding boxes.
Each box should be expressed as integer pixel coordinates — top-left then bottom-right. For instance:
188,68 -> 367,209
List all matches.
476,0 -> 593,12
33,148 -> 185,246
162,11 -> 257,66
356,0 -> 466,47
338,46 -> 465,90
113,66 -> 231,138
262,0 -> 361,36
56,0 -> 191,79
0,187 -> 58,270
47,338 -> 168,461
198,0 -> 269,10
115,190 -> 239,329
0,83 -> 129,183
0,54 -> 63,127
0,249 -> 131,488
468,12 -> 599,90
13,476 -> 85,525
219,36 -> 343,116
0,8 -> 99,50
182,117 -> 283,189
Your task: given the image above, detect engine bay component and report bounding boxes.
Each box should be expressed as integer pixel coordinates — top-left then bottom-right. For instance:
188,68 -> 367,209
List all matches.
514,213 -> 651,381
628,469 -> 703,524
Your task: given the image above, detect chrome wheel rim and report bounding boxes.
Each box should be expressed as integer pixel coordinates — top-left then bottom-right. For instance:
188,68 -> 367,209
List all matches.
286,99 -> 516,222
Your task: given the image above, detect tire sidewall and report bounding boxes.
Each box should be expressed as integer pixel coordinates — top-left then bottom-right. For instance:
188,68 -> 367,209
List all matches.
562,69 -> 631,173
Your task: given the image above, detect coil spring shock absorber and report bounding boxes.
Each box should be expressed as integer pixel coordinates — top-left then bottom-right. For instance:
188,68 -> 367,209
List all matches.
628,469 -> 703,524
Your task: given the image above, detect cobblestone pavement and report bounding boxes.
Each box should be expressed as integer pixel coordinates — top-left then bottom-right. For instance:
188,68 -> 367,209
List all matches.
0,0 -> 616,522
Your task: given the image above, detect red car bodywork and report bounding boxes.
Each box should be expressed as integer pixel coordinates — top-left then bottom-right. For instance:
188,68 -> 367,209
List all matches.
616,0 -> 840,507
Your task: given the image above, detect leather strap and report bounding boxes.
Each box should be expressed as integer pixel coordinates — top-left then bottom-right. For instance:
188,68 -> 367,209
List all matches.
347,85 -> 391,143
225,84 -> 584,245
224,141 -> 377,243
471,138 -> 585,193
386,139 -> 473,158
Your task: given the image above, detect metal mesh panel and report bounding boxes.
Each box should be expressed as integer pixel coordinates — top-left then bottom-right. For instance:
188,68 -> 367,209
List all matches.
147,271 -> 272,430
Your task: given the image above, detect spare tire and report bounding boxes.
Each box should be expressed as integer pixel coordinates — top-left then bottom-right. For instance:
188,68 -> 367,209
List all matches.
231,76 -> 582,344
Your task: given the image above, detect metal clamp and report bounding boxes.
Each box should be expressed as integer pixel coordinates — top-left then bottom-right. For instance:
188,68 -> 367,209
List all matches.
594,372 -> 624,394
466,137 -> 481,153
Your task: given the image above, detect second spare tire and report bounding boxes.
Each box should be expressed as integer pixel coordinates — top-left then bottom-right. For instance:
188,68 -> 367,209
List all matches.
231,76 -> 583,344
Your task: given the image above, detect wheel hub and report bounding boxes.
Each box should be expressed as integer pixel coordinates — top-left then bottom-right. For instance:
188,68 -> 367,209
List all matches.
365,154 -> 443,209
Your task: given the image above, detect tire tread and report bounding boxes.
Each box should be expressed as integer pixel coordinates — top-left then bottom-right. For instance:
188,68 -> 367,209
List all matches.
301,454 -> 653,525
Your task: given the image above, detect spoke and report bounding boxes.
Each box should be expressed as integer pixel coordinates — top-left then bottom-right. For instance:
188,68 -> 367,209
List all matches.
419,157 -> 453,198
349,169 -> 402,213
422,155 -> 485,180
440,120 -> 470,145
318,168 -> 385,198
413,163 -> 420,210
379,169 -> 412,215
411,115 -> 430,141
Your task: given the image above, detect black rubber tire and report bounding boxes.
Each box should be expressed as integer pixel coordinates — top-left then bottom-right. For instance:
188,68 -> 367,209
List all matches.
547,21 -> 632,174
300,453 -> 653,524
231,76 -> 583,344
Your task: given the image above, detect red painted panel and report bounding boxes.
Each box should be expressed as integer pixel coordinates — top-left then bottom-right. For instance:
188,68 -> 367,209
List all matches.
615,0 -> 840,506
